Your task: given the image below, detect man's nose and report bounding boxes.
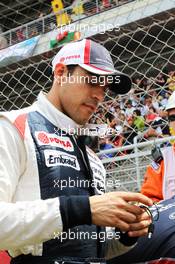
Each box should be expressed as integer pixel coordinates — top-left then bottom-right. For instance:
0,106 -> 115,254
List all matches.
91,85 -> 106,102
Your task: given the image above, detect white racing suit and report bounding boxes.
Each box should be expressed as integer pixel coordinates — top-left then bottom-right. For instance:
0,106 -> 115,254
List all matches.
0,92 -> 135,264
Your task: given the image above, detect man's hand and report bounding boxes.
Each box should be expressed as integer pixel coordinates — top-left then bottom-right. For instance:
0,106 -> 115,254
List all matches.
89,192 -> 153,236
127,211 -> 152,237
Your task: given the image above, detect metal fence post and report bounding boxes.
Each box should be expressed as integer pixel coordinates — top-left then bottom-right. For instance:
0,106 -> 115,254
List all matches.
42,17 -> 45,33
96,0 -> 99,13
26,24 -> 28,39
9,31 -> 12,46
134,135 -> 141,190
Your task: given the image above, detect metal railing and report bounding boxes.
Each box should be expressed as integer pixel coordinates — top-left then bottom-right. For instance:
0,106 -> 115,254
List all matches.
97,135 -> 175,192
0,0 -> 135,50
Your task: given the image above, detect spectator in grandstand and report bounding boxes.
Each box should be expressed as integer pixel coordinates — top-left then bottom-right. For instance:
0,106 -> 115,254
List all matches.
29,27 -> 38,38
108,104 -> 115,114
118,112 -> 126,124
16,28 -> 25,42
148,90 -> 160,110
167,70 -> 175,92
111,120 -> 124,150
143,100 -> 165,139
36,11 -> 45,34
99,136 -> 115,158
124,99 -> 135,117
133,76 -> 147,96
123,116 -> 138,147
133,109 -> 145,132
71,0 -> 86,20
129,94 -> 139,108
106,115 -> 124,149
155,72 -> 166,96
0,35 -> 8,50
145,106 -> 159,124
155,72 -> 166,87
83,2 -> 97,15
0,39 -> 152,264
132,76 -> 142,95
158,92 -> 170,109
114,104 -> 121,118
112,117 -> 123,134
0,27 -> 8,49
141,95 -> 152,116
101,0 -> 112,9
91,106 -> 107,124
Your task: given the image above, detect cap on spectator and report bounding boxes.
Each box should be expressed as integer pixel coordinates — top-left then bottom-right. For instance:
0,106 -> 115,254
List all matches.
166,91 -> 175,111
52,39 -> 132,94
126,100 -> 132,105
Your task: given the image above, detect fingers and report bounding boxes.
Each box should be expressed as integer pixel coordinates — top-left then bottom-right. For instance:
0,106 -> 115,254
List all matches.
127,211 -> 152,237
114,208 -> 137,223
113,196 -> 143,216
115,192 -> 153,207
128,227 -> 150,237
89,192 -> 153,236
123,203 -> 144,216
129,219 -> 152,231
136,211 -> 151,221
113,219 -> 130,232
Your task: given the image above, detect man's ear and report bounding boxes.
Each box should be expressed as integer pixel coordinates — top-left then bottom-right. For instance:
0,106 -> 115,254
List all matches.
54,63 -> 67,77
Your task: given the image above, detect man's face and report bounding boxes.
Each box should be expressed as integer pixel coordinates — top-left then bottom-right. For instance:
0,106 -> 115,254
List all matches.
133,112 -> 137,118
168,109 -> 175,135
54,66 -> 109,125
145,98 -> 152,106
126,103 -> 132,108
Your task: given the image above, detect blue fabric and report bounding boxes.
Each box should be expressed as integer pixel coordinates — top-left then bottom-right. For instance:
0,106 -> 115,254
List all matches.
108,196 -> 175,264
27,111 -> 101,258
12,111 -> 105,264
11,255 -> 106,264
100,144 -> 114,158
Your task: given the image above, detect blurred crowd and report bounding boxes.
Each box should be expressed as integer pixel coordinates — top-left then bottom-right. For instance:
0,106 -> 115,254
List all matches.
89,70 -> 175,155
0,0 -> 131,50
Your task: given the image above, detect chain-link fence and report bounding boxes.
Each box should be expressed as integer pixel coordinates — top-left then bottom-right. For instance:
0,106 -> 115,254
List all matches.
0,1 -> 175,191
0,0 -> 134,48
98,136 -> 175,192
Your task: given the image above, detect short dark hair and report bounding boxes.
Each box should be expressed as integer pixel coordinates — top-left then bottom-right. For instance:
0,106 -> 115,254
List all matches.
126,100 -> 132,105
134,109 -> 141,116
66,65 -> 77,76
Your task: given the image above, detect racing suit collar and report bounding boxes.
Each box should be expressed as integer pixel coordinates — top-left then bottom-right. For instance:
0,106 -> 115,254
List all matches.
36,91 -> 108,137
36,91 -> 82,133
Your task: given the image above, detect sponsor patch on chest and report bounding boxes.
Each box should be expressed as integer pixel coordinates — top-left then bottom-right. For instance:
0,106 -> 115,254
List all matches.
35,131 -> 74,151
44,149 -> 80,170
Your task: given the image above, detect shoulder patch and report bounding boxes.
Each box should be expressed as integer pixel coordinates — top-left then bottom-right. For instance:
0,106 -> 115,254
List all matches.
13,113 -> 27,139
151,161 -> 160,171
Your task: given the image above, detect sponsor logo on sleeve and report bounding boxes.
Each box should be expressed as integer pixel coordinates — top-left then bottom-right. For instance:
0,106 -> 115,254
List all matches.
35,131 -> 74,151
44,149 -> 80,170
151,161 -> 160,171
